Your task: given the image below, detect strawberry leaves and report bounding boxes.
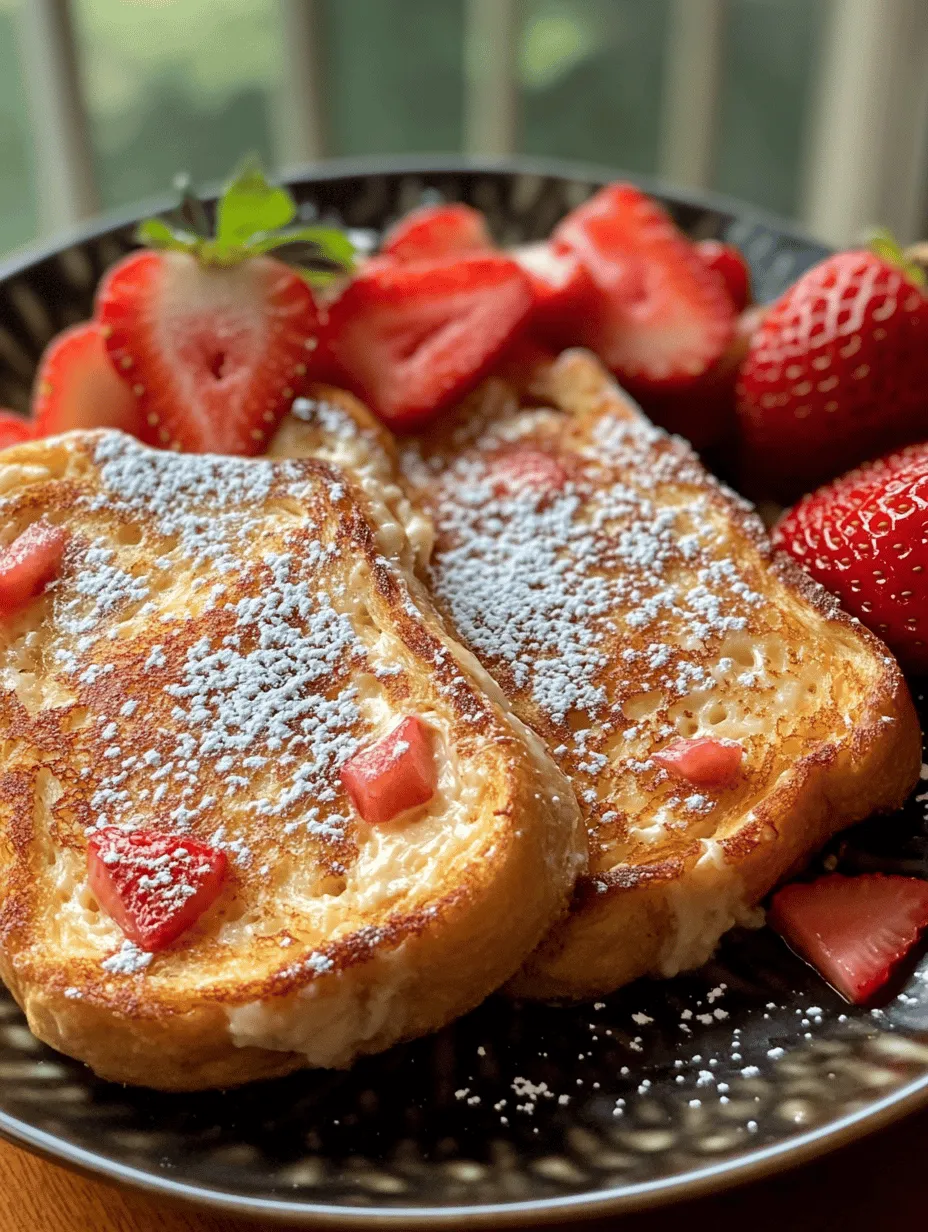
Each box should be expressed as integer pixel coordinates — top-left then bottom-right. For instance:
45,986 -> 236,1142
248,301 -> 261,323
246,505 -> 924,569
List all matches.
136,156 -> 355,285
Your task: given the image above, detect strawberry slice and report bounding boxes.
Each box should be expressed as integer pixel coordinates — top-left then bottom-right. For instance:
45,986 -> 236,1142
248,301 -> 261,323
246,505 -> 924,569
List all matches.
87,827 -> 228,952
551,184 -> 734,396
341,716 -> 437,824
0,412 -> 34,450
511,242 -> 598,346
490,447 -> 568,496
770,873 -> 928,1003
695,240 -> 751,312
324,254 -> 534,429
97,250 -> 322,455
0,520 -> 68,617
32,322 -> 143,439
94,159 -> 353,456
653,737 -> 743,789
380,203 -> 492,263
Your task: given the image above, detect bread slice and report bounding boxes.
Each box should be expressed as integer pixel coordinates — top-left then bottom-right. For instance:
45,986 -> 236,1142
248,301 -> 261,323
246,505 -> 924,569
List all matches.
271,352 -> 921,1001
0,430 -> 585,1088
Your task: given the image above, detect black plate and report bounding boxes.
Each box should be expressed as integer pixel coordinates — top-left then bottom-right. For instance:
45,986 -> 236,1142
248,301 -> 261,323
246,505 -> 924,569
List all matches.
0,156 -> 926,1227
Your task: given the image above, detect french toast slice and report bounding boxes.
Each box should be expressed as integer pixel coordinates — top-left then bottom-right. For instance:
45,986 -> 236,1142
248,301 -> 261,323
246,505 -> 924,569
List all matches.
0,430 -> 585,1088
271,353 -> 921,1001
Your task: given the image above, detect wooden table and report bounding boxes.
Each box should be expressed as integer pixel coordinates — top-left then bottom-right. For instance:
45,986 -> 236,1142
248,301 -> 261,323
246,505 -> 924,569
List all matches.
0,1107 -> 925,1232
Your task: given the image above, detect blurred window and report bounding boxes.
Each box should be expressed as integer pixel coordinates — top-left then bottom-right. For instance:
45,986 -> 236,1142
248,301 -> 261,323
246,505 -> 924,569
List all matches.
321,0 -> 465,155
71,0 -> 280,208
518,0 -> 671,176
0,0 -> 39,254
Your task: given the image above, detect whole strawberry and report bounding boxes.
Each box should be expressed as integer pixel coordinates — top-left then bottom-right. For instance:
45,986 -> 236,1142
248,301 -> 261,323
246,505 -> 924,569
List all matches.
96,159 -> 354,455
773,442 -> 928,671
737,240 -> 928,499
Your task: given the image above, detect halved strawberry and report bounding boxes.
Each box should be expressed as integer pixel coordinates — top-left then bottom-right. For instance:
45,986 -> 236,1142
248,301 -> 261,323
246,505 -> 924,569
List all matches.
551,184 -> 734,398
380,203 -> 492,264
653,737 -> 743,789
511,242 -> 598,346
95,159 -> 353,455
770,873 -> 928,1003
0,412 -> 34,450
695,240 -> 751,312
324,254 -> 534,429
0,520 -> 68,617
97,251 -> 323,455
32,323 -> 142,439
341,716 -> 437,824
87,827 -> 228,952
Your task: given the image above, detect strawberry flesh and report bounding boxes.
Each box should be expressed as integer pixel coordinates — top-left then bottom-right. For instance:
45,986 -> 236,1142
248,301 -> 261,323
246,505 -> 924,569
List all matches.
341,716 -> 437,824
490,447 -> 568,497
87,827 -> 228,952
96,250 -> 321,455
737,250 -> 928,498
0,412 -> 34,450
774,442 -> 928,671
510,242 -> 598,346
653,737 -> 743,789
551,183 -> 734,396
0,520 -> 68,617
695,240 -> 751,312
770,873 -> 928,1003
324,254 -> 534,429
32,322 -> 143,439
380,203 -> 492,264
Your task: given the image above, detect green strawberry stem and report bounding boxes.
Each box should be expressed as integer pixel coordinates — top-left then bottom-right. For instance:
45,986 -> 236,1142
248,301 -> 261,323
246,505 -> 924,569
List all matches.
136,155 -> 355,287
867,227 -> 926,289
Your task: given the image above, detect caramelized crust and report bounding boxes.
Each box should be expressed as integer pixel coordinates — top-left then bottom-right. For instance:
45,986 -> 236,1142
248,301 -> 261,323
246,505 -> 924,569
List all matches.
273,355 -> 920,1000
0,431 -> 585,1086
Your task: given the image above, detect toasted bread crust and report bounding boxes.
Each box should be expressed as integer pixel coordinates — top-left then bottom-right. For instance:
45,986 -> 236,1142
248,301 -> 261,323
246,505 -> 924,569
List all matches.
273,354 -> 920,1002
0,431 -> 585,1087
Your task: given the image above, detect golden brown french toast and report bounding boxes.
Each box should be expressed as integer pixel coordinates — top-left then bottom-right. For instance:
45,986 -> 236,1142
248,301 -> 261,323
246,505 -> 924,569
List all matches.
0,430 -> 585,1087
272,354 -> 920,1000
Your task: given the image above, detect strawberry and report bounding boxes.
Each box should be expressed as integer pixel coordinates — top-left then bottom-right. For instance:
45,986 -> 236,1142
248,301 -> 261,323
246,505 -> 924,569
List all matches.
510,242 -> 598,346
489,447 -> 568,497
380,203 -> 492,263
695,239 -> 751,311
737,241 -> 928,498
653,737 -> 743,789
773,442 -> 928,671
770,873 -> 928,1003
324,254 -> 534,429
32,322 -> 142,439
0,520 -> 68,617
95,159 -> 354,455
550,184 -> 735,399
341,716 -> 437,824
0,412 -> 34,450
87,827 -> 228,952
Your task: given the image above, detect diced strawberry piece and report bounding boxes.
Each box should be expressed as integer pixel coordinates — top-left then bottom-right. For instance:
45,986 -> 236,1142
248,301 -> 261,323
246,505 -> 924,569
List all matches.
653,737 -> 743,789
490,447 -> 568,496
341,716 -> 437,824
380,204 -> 492,264
96,250 -> 322,455
695,240 -> 751,312
87,827 -> 228,952
551,184 -> 734,397
0,520 -> 68,617
324,254 -> 534,429
0,412 -> 34,450
32,322 -> 143,439
770,873 -> 928,1004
